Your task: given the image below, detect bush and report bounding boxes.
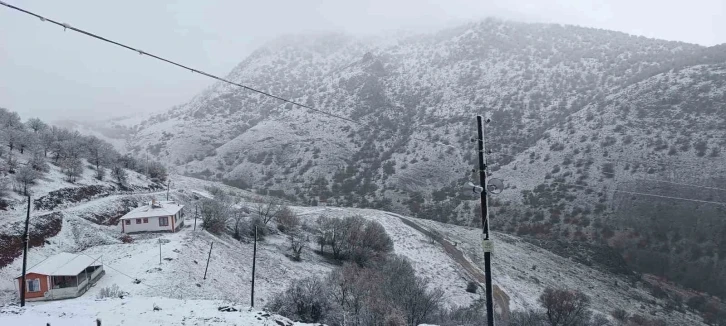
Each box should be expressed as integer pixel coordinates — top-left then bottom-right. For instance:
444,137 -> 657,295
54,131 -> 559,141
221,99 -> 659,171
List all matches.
509,310 -> 546,326
267,276 -> 332,323
686,295 -> 707,312
316,215 -> 393,265
269,255 -> 444,326
97,284 -> 126,299
538,287 -> 591,326
466,281 -> 478,293
277,207 -> 300,234
199,198 -> 229,235
111,166 -> 127,185
289,231 -> 306,261
611,308 -> 628,321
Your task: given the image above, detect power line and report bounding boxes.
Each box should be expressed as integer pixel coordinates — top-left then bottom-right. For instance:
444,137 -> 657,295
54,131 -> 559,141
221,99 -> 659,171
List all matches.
1,1 -> 466,154
0,1 -> 351,123
613,189 -> 726,206
599,171 -> 726,192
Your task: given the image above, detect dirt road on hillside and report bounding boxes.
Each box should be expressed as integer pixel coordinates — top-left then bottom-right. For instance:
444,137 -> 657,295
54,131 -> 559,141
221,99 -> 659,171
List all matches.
389,213 -> 511,321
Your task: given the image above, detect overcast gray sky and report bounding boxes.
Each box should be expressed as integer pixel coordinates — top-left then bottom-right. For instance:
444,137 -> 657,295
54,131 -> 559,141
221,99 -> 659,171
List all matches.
1,0 -> 724,122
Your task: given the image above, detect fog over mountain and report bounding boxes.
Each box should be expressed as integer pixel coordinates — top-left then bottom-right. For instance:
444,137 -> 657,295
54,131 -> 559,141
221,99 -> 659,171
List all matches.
2,1 -> 726,325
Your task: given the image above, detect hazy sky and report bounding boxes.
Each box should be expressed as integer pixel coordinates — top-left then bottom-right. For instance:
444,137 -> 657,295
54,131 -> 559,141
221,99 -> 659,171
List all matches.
1,0 -> 724,122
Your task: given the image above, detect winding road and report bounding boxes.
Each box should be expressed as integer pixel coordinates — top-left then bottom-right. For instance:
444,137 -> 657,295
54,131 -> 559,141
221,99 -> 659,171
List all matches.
386,213 -> 511,321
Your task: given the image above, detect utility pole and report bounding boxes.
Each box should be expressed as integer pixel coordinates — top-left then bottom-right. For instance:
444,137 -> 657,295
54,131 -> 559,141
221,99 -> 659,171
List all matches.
251,226 -> 257,307
166,180 -> 170,201
203,241 -> 213,280
476,115 -> 495,326
20,195 -> 31,307
193,204 -> 198,231
159,239 -> 162,265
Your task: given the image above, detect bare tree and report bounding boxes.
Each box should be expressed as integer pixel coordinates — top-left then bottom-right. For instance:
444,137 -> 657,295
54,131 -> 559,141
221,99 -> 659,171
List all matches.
509,310 -> 547,326
231,209 -> 247,240
267,276 -> 332,324
61,157 -> 83,183
538,288 -> 592,326
0,109 -> 23,152
29,151 -> 49,172
200,198 -> 229,234
0,176 -> 9,199
255,197 -> 282,225
86,136 -> 114,179
277,206 -> 300,233
289,231 -> 307,261
14,165 -> 39,195
111,165 -> 127,185
25,118 -> 47,133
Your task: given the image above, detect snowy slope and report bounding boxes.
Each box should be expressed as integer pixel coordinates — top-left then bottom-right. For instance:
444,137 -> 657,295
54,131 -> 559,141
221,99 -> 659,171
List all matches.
0,297 -> 314,326
0,175 -> 708,325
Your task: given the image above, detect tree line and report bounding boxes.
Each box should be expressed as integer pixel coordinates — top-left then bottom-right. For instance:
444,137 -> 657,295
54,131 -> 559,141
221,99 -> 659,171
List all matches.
0,108 -> 167,201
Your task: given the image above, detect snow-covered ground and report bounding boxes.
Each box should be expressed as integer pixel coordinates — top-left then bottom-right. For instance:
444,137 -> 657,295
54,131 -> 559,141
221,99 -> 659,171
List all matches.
0,297 -> 313,326
0,175 -> 708,325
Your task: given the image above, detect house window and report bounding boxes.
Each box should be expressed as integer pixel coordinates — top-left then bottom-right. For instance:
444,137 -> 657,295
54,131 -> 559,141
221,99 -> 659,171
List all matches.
159,216 -> 169,226
143,218 -> 148,223
26,278 -> 40,292
125,220 -> 130,225
136,218 -> 142,224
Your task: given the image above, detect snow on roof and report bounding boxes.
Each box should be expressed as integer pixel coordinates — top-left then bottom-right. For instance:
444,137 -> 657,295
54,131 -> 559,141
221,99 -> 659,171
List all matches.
21,253 -> 101,277
120,201 -> 184,220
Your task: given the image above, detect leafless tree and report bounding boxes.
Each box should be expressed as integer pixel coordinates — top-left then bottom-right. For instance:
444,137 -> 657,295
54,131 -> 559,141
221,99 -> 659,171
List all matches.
61,157 -> 83,183
289,231 -> 306,261
277,206 -> 300,234
29,151 -> 49,172
231,209 -> 247,240
14,165 -> 39,195
538,287 -> 592,326
267,276 -> 332,323
85,136 -> 114,179
200,198 -> 230,234
508,310 -> 547,326
255,197 -> 282,225
25,118 -> 47,133
111,165 -> 127,185
0,176 -> 9,198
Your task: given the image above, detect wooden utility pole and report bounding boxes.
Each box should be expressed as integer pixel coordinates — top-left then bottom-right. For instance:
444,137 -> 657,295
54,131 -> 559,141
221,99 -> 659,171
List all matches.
251,226 -> 257,307
203,242 -> 213,280
193,204 -> 198,231
476,115 -> 495,326
159,239 -> 162,265
166,180 -> 170,201
20,195 -> 31,307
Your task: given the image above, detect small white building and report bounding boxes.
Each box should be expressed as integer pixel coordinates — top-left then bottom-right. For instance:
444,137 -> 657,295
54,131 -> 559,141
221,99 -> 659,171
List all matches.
119,200 -> 184,234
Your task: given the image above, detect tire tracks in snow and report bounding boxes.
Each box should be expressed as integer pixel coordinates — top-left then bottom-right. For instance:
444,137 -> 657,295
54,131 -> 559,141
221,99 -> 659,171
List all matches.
385,212 -> 511,321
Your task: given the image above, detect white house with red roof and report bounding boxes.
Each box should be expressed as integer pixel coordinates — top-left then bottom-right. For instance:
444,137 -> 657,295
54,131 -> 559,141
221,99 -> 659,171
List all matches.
119,199 -> 185,234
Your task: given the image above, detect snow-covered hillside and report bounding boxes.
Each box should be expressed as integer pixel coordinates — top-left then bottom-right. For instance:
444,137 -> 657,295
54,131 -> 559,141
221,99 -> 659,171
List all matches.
0,175 -> 708,325
0,298 -> 314,326
117,19 -> 726,302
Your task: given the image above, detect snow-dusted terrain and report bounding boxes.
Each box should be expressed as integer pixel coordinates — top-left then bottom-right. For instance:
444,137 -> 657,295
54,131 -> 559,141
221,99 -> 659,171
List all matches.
0,174 -> 708,325
0,297 -> 313,326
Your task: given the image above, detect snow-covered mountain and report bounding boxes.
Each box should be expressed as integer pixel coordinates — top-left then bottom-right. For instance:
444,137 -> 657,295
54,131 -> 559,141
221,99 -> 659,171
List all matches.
122,19 -> 726,300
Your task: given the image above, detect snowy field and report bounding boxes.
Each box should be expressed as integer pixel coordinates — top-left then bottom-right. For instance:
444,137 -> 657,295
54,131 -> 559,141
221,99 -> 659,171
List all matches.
0,297 -> 313,326
0,174 -> 708,325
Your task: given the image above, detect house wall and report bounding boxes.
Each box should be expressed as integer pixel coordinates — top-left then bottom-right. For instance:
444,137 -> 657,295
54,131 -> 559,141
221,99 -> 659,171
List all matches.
120,216 -> 174,233
17,273 -> 50,299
